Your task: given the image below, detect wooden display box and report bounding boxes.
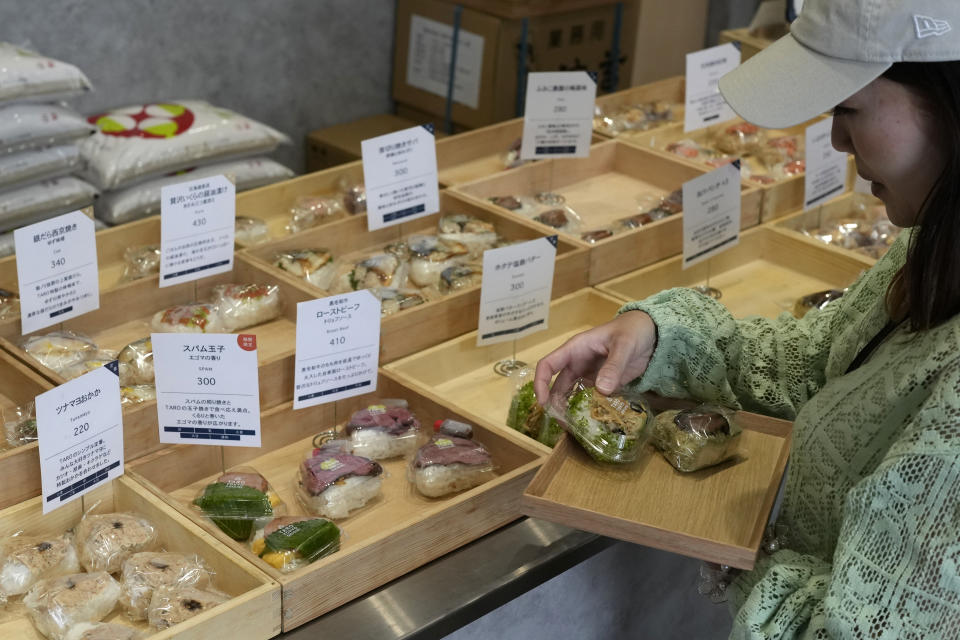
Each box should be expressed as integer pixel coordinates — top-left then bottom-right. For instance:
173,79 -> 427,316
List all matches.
1,255 -> 319,467
0,349 -> 54,509
384,288 -> 626,452
521,403 -> 792,570
235,161 -> 365,241
436,118 -> 604,187
0,476 -> 280,639
596,226 -> 872,319
592,75 -> 685,140
626,117 -> 856,222
241,192 -> 589,363
450,140 -> 762,284
773,191 -> 890,266
128,374 -> 546,631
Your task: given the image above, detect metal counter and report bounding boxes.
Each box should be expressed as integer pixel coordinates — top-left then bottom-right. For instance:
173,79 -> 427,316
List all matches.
281,518 -> 611,639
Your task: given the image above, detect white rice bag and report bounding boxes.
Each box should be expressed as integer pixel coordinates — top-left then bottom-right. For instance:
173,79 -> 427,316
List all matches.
0,145 -> 81,191
0,176 -> 99,233
96,157 -> 293,225
0,104 -> 94,155
24,572 -> 122,640
0,42 -> 92,106
0,531 -> 80,596
80,100 -> 290,190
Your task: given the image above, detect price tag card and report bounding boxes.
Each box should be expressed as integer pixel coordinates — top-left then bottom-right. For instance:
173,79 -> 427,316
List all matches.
362,125 -> 439,230
293,290 -> 380,409
159,174 -> 235,287
685,43 -> 741,132
153,333 -> 261,446
520,71 -> 597,160
804,116 -> 849,210
36,362 -> 123,514
682,162 -> 742,269
477,236 -> 556,346
15,210 -> 99,335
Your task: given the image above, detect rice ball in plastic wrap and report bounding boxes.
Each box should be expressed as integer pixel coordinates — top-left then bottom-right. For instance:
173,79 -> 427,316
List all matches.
297,441 -> 384,519
409,420 -> 495,498
117,337 -> 153,386
147,585 -> 229,630
120,551 -> 212,621
21,331 -> 98,373
345,401 -> 421,460
0,531 -> 80,596
250,516 -> 340,573
211,283 -> 282,332
150,303 -> 224,334
192,468 -> 284,542
24,572 -> 122,640
75,513 -> 159,574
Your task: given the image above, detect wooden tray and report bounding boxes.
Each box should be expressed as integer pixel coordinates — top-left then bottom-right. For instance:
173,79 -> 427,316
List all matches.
385,288 -> 626,452
773,191 -> 892,266
522,404 -> 792,570
235,161 -> 365,241
0,348 -> 54,509
596,226 -> 872,319
626,117 -> 856,222
436,118 -> 604,187
2,254 -> 319,468
128,373 -> 545,630
592,75 -> 685,140
0,476 -> 280,640
242,191 -> 589,363
450,140 -> 762,284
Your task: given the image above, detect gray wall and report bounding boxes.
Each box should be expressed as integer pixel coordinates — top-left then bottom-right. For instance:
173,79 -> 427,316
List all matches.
0,0 -> 397,174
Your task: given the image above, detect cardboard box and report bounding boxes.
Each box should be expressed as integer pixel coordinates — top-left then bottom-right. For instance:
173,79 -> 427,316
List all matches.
305,113 -> 449,172
393,0 -> 638,129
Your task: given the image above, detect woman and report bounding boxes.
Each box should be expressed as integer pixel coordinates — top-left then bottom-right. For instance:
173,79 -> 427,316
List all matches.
534,2 -> 960,637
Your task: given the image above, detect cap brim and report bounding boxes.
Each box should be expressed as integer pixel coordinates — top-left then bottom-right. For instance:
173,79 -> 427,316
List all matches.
718,33 -> 890,129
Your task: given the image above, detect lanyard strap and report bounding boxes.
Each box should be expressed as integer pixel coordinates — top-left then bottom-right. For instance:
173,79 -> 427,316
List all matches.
845,320 -> 901,374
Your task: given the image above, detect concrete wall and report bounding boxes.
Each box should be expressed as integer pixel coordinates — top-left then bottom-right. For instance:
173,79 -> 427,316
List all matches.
0,0 -> 396,174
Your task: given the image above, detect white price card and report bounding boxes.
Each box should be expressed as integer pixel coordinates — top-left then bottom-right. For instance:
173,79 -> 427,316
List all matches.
520,71 -> 597,160
293,290 -> 380,409
153,333 -> 261,446
685,43 -> 741,133
362,125 -> 439,231
36,363 -> 123,514
15,210 -> 99,335
682,162 -> 742,269
804,116 -> 849,210
159,174 -> 235,287
477,236 -> 556,347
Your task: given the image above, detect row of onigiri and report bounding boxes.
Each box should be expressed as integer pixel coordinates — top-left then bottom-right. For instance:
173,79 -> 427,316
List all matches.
192,403 -> 496,573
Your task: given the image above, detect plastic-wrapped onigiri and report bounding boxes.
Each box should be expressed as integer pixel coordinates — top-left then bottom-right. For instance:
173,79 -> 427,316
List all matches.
119,551 -> 212,621
562,384 -> 651,464
651,405 -> 742,472
75,513 -> 159,574
193,469 -> 283,541
297,442 -> 383,519
25,572 -> 122,640
147,585 -> 228,630
409,420 -> 495,498
250,516 -> 340,573
211,283 -> 282,332
0,532 -> 80,596
345,401 -> 421,459
506,380 -> 563,447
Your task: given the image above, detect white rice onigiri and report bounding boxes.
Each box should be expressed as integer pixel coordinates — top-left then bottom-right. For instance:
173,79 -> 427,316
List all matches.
350,429 -> 418,460
303,475 -> 382,520
413,463 -> 495,498
0,534 -> 80,596
24,572 -> 122,639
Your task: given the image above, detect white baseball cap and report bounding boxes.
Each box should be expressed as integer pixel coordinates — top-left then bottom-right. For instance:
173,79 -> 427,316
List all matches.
719,0 -> 960,129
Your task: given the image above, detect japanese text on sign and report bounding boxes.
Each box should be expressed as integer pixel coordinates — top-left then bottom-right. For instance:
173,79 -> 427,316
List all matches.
36,363 -> 123,514
682,162 -> 742,268
15,210 -> 100,334
160,174 -> 235,287
477,236 -> 556,346
294,290 -> 380,409
685,43 -> 740,133
153,333 -> 262,447
521,71 -> 596,160
362,125 -> 439,230
804,116 -> 849,210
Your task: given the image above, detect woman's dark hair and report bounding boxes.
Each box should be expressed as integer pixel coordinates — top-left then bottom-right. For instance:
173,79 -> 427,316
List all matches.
882,62 -> 960,330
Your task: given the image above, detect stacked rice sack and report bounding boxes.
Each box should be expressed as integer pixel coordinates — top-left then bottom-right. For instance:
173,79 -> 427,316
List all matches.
81,100 -> 293,226
0,42 -> 99,253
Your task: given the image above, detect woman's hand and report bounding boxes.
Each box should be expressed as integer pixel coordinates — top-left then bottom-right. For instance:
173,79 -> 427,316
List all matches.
533,310 -> 658,404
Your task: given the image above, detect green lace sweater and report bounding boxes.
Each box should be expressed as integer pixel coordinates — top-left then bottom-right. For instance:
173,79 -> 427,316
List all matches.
620,230 -> 960,639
